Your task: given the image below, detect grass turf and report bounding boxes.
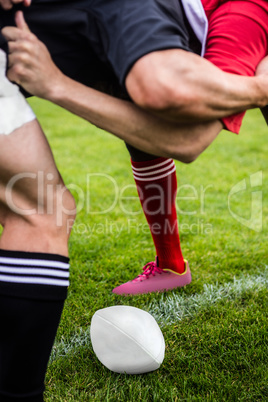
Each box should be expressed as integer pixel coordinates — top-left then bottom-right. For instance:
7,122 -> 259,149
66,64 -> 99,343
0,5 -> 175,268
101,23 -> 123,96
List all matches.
28,98 -> 268,401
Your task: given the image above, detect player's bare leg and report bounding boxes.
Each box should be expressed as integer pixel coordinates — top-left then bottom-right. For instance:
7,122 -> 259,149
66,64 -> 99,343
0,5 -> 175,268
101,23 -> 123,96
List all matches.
0,118 -> 76,401
0,121 -> 76,401
0,119 -> 75,255
0,49 -> 75,401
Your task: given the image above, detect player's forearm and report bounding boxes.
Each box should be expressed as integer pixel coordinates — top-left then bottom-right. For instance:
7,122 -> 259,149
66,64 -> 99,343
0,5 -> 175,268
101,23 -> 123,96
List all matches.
175,60 -> 267,120
47,74 -> 221,161
174,72 -> 266,121
48,75 -> 176,157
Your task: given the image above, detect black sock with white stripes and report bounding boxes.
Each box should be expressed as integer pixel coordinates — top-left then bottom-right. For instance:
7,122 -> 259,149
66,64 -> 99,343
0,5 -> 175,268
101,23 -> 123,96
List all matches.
0,249 -> 70,402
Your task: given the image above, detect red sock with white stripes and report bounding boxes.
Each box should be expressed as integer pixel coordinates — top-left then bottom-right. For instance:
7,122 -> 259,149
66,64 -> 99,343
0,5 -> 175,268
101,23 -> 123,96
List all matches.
131,157 -> 185,273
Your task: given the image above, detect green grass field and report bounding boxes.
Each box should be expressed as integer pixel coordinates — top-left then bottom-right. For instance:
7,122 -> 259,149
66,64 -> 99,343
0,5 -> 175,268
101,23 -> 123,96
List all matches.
29,98 -> 268,401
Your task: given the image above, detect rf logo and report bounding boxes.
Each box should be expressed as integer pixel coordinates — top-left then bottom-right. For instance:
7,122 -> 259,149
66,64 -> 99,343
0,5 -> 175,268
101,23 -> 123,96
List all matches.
228,171 -> 263,232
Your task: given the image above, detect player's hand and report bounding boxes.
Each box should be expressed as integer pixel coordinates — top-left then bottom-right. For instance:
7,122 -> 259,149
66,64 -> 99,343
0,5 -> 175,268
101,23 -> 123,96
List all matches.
1,11 -> 63,99
0,0 -> 31,10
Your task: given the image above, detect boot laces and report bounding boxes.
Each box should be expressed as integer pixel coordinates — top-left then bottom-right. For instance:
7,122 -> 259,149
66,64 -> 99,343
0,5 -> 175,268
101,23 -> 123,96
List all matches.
133,261 -> 163,282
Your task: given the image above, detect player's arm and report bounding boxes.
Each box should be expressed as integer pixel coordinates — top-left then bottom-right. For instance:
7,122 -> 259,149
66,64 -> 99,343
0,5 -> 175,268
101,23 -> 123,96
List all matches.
4,26 -> 222,162
0,0 -> 31,10
3,11 -> 268,125
2,12 -> 224,162
47,73 -> 224,162
125,49 -> 268,124
4,11 -> 268,120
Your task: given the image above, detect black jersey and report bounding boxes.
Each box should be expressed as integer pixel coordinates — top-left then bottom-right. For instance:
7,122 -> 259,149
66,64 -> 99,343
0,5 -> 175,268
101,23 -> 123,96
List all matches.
0,0 -> 200,95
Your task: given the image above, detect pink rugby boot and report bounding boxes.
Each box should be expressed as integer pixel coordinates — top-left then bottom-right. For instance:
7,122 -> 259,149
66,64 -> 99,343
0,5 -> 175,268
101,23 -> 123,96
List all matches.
113,258 -> 191,295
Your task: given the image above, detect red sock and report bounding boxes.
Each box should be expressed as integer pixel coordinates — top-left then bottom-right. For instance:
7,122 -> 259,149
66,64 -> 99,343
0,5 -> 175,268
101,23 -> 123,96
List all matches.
131,157 -> 185,273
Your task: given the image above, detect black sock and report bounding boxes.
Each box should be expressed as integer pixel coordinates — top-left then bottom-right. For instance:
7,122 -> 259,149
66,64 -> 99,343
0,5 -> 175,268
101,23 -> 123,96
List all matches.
0,249 -> 69,402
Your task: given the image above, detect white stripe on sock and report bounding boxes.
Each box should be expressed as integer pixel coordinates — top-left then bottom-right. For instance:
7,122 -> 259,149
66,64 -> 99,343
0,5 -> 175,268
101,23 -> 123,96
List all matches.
0,275 -> 69,287
133,165 -> 176,181
0,266 -> 69,278
132,161 -> 175,178
0,257 -> 69,269
132,158 -> 173,172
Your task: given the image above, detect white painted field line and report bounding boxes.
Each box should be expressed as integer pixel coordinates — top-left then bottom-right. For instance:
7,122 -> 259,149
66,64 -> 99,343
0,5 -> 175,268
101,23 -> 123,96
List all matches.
50,269 -> 268,363
148,268 -> 268,326
50,327 -> 91,363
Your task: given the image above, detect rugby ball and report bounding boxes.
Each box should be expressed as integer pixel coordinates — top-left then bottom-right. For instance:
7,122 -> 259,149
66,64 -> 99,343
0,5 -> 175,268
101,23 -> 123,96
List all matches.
90,306 -> 165,374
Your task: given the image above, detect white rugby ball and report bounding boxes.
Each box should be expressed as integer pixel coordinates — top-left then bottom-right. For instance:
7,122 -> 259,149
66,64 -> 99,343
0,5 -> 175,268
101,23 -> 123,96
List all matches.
90,306 -> 165,374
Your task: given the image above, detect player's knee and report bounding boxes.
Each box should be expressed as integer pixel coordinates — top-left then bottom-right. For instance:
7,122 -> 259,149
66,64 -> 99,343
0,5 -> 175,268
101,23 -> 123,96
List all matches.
2,181 -> 76,243
161,141 -> 202,164
53,184 -> 77,238
171,147 -> 200,164
179,150 -> 200,164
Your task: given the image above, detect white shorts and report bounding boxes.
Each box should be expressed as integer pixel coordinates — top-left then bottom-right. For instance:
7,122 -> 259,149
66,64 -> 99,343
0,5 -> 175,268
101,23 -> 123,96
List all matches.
0,49 -> 35,135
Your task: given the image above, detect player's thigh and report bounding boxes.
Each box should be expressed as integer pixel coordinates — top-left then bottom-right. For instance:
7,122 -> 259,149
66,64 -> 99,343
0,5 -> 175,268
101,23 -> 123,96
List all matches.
0,120 -> 62,217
